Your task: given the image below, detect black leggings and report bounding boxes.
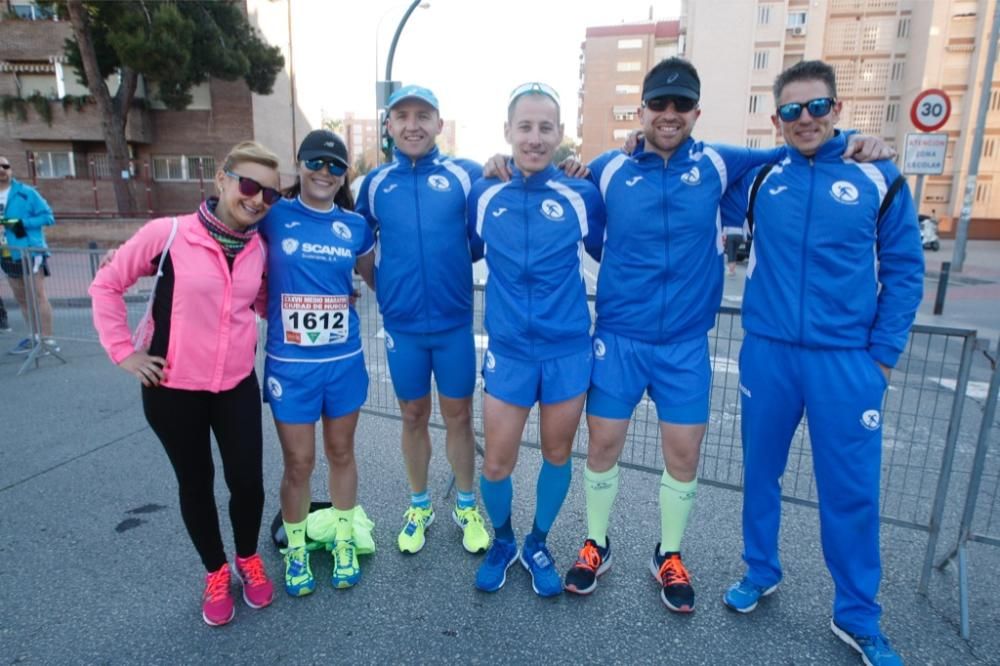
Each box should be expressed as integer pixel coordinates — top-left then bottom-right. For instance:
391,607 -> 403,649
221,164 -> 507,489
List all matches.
142,372 -> 264,572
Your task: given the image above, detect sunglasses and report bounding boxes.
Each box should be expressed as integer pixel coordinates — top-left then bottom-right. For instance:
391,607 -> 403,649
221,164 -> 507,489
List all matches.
303,158 -> 347,177
0,164 -> 10,170
509,81 -> 561,106
225,170 -> 282,205
777,97 -> 835,122
644,96 -> 698,113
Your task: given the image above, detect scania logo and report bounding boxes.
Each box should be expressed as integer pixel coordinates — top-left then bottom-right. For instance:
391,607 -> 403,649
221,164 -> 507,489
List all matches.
281,238 -> 299,255
331,221 -> 352,240
540,199 -> 565,221
302,242 -> 353,258
593,337 -> 606,359
831,181 -> 860,205
427,175 -> 451,191
267,377 -> 283,399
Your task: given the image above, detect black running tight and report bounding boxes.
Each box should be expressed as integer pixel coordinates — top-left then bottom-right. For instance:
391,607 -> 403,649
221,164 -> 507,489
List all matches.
142,372 -> 264,572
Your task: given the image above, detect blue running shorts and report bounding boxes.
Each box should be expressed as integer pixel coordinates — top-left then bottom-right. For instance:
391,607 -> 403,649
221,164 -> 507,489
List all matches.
482,346 -> 592,408
587,330 -> 710,424
264,352 -> 368,423
384,324 -> 476,401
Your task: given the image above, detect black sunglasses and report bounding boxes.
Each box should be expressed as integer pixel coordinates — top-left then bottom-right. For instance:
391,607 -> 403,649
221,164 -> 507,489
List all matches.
225,170 -> 282,205
777,97 -> 835,122
644,96 -> 698,113
303,158 -> 347,177
0,164 -> 11,170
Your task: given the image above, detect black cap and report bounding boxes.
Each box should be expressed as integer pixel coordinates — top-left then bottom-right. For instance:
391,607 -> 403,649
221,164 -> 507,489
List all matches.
297,129 -> 349,168
642,61 -> 700,102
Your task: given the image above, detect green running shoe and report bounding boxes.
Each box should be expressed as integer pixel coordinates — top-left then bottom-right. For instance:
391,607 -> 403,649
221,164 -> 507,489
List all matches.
330,539 -> 361,589
453,505 -> 490,554
283,546 -> 315,597
397,505 -> 435,554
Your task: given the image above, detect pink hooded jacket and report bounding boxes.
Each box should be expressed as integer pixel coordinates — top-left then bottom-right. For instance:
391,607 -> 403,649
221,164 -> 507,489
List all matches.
90,213 -> 267,392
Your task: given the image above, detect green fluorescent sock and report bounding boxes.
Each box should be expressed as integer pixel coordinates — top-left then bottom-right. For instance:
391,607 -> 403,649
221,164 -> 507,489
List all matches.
659,468 -> 698,554
284,518 -> 308,549
584,464 -> 620,546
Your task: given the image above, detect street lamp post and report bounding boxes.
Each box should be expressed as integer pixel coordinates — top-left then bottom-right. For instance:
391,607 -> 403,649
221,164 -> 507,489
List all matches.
375,0 -> 429,164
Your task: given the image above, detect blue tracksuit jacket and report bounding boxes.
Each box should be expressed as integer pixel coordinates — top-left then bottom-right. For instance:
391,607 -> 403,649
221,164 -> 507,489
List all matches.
467,163 -> 605,361
356,147 -> 482,335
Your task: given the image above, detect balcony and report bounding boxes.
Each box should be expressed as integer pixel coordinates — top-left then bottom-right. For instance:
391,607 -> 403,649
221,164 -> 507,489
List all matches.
3,96 -> 153,143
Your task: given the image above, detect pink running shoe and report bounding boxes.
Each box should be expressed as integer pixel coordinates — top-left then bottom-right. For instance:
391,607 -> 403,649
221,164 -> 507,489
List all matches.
202,564 -> 235,626
234,553 -> 274,609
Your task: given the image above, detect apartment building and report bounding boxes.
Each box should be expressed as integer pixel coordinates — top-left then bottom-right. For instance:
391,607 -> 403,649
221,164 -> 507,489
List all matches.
680,0 -> 1000,237
578,20 -> 681,162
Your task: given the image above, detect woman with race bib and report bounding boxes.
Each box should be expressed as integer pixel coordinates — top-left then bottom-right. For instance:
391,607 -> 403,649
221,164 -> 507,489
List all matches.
261,130 -> 375,595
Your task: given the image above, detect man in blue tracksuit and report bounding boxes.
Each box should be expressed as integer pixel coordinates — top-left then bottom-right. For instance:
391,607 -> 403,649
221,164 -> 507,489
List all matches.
0,155 -> 57,353
356,86 -> 490,557
720,61 -> 923,666
468,83 -> 605,598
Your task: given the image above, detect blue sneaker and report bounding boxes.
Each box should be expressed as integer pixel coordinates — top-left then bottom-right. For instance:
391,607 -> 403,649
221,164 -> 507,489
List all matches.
475,539 -> 519,592
520,535 -> 562,598
830,620 -> 903,666
723,576 -> 778,613
8,337 -> 32,355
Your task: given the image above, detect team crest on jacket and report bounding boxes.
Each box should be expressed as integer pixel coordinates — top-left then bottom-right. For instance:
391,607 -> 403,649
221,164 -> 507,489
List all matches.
427,174 -> 451,191
681,166 -> 701,185
860,409 -> 880,430
830,181 -> 860,205
540,199 -> 565,221
331,221 -> 352,240
282,238 -> 300,255
384,332 -> 395,350
593,337 -> 606,359
484,350 -> 496,371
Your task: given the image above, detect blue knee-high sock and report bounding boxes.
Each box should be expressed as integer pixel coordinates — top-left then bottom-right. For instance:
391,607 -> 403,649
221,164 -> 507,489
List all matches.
531,458 -> 572,543
480,474 -> 514,543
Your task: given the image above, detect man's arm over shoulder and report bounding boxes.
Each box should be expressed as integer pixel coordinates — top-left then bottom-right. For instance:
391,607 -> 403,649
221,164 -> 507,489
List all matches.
869,161 -> 924,369
579,180 -> 606,262
466,178 -> 494,262
354,170 -> 377,228
720,166 -> 762,235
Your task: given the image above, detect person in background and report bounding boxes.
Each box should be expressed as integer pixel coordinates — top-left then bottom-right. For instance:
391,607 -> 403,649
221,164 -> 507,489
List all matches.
468,82 -> 605,598
356,86 -> 489,557
720,60 -> 923,666
90,141 -> 280,627
723,219 -> 745,277
0,155 -> 57,353
261,129 -> 376,594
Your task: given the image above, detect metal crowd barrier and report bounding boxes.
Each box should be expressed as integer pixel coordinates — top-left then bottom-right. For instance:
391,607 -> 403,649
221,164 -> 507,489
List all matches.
6,247 -> 988,613
935,339 -> 1000,639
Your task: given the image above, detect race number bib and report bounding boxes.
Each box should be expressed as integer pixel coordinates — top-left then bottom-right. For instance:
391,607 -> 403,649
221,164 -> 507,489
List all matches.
281,294 -> 349,346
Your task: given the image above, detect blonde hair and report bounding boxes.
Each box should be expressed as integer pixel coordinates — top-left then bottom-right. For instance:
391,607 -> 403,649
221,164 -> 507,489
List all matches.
221,140 -> 280,172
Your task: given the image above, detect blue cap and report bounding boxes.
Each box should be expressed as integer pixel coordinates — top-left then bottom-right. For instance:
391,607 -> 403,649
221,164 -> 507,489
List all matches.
387,85 -> 439,111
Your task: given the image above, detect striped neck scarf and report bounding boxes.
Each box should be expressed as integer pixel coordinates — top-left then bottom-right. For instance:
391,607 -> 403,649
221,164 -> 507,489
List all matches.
197,197 -> 258,258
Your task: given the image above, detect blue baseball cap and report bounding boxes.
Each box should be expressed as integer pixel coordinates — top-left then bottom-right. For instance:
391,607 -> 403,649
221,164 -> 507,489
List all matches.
387,85 -> 439,111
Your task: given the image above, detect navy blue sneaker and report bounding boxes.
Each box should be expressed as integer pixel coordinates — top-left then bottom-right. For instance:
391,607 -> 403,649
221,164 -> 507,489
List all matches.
475,539 -> 518,592
723,576 -> 778,613
520,534 -> 562,597
650,544 -> 694,612
564,537 -> 611,595
830,620 -> 903,666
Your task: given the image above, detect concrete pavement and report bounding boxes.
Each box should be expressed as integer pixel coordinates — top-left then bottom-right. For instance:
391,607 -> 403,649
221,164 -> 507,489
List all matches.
1,337 -> 998,664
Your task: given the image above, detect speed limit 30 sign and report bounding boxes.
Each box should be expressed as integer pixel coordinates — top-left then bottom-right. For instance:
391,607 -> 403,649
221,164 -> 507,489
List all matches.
910,89 -> 952,132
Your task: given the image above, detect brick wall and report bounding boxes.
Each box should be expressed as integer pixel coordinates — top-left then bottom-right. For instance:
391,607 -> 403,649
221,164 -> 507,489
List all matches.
0,18 -> 71,61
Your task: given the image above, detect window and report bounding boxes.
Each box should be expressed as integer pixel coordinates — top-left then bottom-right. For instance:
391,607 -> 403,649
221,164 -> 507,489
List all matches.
990,89 -> 1000,112
152,155 -> 215,181
787,11 -> 807,27
613,106 -> 637,121
612,129 -> 631,140
618,38 -> 642,49
33,151 -> 74,179
746,136 -> 762,148
861,25 -> 879,51
617,61 -> 641,72
615,84 -> 640,95
975,181 -> 991,204
10,2 -> 56,20
757,5 -> 771,24
753,50 -> 770,70
891,61 -> 905,81
984,138 -> 996,159
897,18 -> 911,38
885,103 -> 899,123
748,95 -> 763,114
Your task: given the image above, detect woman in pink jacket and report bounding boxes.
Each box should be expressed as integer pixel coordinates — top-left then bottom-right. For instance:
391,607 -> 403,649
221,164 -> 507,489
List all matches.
90,141 -> 281,627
